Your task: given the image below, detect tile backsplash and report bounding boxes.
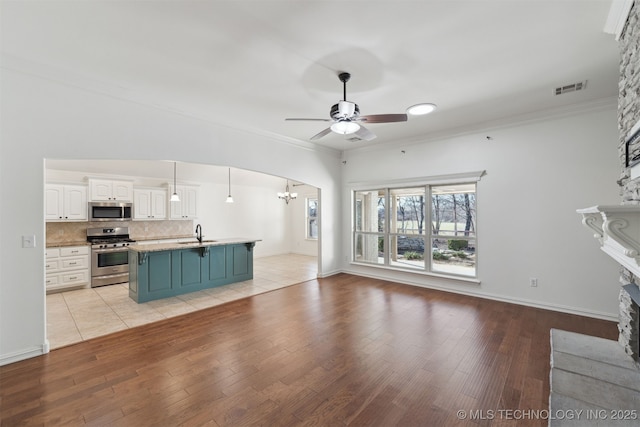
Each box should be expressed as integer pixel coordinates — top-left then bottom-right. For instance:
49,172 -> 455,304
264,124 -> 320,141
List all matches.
46,220 -> 195,245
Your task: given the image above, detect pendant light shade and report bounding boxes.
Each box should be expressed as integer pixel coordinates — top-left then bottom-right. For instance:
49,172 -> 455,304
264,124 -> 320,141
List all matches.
170,162 -> 180,202
226,168 -> 234,203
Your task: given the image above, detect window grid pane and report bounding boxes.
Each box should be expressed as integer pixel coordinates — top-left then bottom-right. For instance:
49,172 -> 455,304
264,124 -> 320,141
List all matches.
430,183 -> 476,277
432,238 -> 476,277
354,233 -> 385,265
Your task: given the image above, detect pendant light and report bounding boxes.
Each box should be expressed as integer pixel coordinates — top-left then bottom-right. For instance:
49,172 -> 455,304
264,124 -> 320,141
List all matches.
225,168 -> 234,203
170,161 -> 180,202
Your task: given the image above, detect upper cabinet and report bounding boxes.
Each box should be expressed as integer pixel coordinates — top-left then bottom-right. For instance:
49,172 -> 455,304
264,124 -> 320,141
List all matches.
89,179 -> 133,202
45,184 -> 88,221
170,185 -> 199,219
133,188 -> 167,220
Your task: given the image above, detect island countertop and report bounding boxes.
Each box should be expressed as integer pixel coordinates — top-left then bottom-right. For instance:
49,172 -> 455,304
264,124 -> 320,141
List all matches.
128,238 -> 261,253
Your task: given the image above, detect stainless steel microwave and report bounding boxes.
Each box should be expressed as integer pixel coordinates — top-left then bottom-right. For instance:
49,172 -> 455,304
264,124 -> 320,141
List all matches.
88,202 -> 133,221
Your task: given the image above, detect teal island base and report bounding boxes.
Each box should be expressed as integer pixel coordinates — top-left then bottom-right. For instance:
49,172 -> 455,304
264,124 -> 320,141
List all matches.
128,242 -> 256,303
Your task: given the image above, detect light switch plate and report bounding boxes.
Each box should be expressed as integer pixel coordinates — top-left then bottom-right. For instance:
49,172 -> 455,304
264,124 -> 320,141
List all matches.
22,235 -> 36,248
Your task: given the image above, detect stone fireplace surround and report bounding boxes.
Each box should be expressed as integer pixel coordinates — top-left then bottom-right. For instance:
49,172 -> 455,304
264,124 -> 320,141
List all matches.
621,284 -> 640,360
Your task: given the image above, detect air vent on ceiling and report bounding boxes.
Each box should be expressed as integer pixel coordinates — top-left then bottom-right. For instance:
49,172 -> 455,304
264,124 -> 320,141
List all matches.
346,136 -> 363,142
554,80 -> 587,95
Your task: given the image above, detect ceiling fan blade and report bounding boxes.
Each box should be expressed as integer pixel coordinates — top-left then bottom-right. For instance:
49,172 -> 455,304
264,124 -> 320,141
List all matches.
354,125 -> 376,141
310,127 -> 333,141
285,118 -> 331,122
358,113 -> 408,124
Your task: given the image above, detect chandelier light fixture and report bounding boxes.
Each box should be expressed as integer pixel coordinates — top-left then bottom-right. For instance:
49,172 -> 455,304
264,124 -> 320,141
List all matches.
277,180 -> 297,204
170,161 -> 180,202
225,168 -> 234,203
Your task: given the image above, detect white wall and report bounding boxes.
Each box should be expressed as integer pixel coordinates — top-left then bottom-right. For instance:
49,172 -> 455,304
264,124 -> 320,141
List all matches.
342,104 -> 623,319
0,68 -> 341,365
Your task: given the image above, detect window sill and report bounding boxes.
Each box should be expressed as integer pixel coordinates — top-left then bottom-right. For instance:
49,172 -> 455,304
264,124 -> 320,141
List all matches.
349,261 -> 481,285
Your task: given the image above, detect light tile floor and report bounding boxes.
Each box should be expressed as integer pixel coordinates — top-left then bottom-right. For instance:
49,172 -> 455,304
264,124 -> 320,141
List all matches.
46,254 -> 317,350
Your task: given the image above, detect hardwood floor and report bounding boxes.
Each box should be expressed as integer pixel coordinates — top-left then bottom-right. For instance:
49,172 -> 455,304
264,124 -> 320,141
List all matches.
1,274 -> 617,426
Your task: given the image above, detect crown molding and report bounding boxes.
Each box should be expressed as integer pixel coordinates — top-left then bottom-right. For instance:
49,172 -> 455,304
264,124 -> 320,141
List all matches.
346,96 -> 617,155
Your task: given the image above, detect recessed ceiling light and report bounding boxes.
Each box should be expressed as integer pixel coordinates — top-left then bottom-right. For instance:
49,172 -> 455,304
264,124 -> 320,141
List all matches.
407,103 -> 437,116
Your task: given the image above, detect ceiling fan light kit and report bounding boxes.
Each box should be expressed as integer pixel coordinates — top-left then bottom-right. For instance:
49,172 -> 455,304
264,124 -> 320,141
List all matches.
331,121 -> 360,135
286,71 -> 415,142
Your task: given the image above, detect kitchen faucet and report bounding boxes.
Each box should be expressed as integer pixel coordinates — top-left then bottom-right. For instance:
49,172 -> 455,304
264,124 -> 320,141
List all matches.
195,224 -> 203,244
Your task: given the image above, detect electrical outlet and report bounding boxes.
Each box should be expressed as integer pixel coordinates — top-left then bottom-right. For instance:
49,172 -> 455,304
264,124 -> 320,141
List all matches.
530,278 -> 538,287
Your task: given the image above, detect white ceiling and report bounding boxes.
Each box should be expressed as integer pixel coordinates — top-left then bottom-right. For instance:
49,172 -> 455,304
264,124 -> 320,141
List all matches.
1,1 -> 620,152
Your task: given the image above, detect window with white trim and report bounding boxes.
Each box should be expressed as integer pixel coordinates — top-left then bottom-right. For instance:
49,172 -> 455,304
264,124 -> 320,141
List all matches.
306,198 -> 318,239
352,175 -> 479,278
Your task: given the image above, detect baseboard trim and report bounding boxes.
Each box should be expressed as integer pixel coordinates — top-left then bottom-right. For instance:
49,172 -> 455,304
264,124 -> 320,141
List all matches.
0,345 -> 46,367
340,268 -> 618,322
316,269 -> 342,279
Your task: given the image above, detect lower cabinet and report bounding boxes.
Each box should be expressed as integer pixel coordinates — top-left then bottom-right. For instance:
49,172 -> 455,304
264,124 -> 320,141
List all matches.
128,243 -> 254,303
46,245 -> 90,293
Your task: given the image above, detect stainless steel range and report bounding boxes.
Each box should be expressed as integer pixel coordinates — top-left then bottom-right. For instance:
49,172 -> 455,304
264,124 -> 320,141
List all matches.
87,226 -> 135,287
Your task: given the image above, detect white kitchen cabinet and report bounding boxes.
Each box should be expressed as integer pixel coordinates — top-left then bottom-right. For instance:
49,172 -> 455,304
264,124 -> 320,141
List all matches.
133,188 -> 167,220
170,185 -> 199,219
45,245 -> 90,293
89,179 -> 133,202
45,184 -> 88,221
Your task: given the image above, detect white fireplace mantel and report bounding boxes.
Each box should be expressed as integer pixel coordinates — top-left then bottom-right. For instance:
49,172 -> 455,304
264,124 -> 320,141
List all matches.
578,205 -> 640,277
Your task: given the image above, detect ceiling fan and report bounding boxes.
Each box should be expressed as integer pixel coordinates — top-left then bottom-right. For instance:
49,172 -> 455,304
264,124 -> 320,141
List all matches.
286,72 -> 408,141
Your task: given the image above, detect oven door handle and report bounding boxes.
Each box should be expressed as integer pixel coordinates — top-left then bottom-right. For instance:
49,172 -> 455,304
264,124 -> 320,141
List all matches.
93,247 -> 131,253
92,272 -> 129,279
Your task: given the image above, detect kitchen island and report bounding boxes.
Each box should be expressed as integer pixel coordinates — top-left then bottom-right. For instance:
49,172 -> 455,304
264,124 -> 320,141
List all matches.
128,238 -> 259,303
